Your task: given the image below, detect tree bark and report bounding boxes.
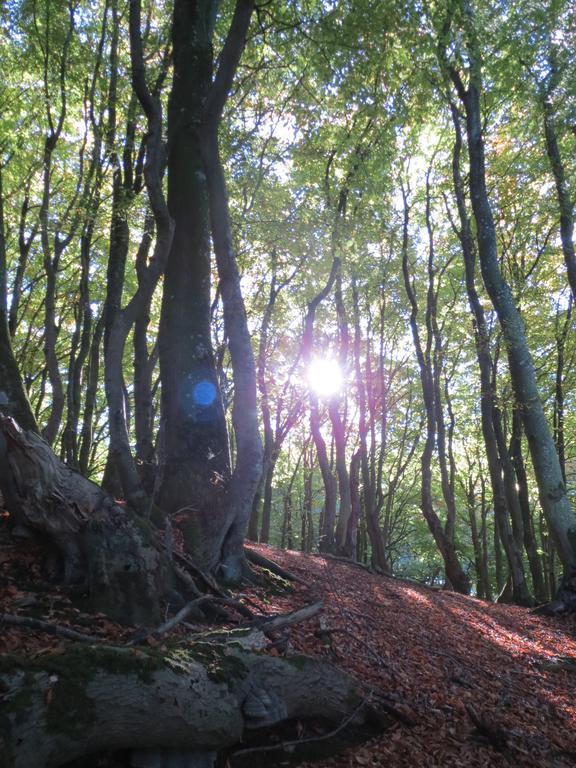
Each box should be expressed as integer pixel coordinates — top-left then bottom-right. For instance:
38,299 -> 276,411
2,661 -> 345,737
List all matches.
448,1 -> 576,598
155,0 -> 230,524
0,641 -> 378,768
400,185 -> 470,594
0,166 -> 38,433
0,416 -> 171,624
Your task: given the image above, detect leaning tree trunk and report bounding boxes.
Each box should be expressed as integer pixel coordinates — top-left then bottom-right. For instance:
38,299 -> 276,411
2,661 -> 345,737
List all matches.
447,102 -> 531,606
449,17 -> 576,598
0,416 -> 173,625
541,59 -> 576,300
0,639 -> 384,768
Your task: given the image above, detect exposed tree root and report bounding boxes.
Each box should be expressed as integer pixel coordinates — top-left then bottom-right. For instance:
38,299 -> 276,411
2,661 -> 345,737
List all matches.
0,415 -> 176,624
0,641 -> 388,768
0,613 -> 100,644
244,547 -> 306,585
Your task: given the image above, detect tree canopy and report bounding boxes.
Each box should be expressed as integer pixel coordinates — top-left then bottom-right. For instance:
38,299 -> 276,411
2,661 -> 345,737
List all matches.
0,0 -> 576,605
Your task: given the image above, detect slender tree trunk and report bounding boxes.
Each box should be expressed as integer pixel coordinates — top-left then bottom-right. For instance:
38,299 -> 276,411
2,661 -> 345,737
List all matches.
401,185 -> 470,594
479,473 -> 492,600
61,220 -> 96,469
78,316 -> 104,476
447,100 -> 531,605
424,170 -> 458,545
494,516 -> 505,596
509,407 -> 547,602
133,213 -> 157,494
449,23 -> 576,586
302,258 -> 340,553
332,274 -> 354,555
541,62 -> 576,299
8,183 -> 37,338
199,0 -> 262,580
351,280 -> 389,571
553,298 -> 572,484
466,471 -> 485,598
105,0 -> 174,517
0,166 -> 38,432
252,255 -> 282,544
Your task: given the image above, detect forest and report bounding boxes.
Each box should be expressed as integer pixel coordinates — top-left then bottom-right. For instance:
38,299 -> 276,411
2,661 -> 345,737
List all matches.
1,0 -> 576,766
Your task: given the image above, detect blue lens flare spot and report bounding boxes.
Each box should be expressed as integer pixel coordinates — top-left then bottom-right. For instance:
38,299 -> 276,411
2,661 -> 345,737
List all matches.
193,380 -> 217,406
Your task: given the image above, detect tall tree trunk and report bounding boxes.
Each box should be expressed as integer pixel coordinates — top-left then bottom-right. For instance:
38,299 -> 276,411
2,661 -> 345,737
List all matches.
155,0 -> 230,528
401,185 -> 470,594
61,217 -> 97,469
541,58 -> 576,299
133,213 -> 158,494
37,2 -> 76,446
448,2 -> 576,596
302,258 -> 340,554
447,99 -> 531,605
424,170 -> 458,545
0,166 -> 38,432
332,274 -> 354,555
351,278 -> 389,571
105,0 -> 174,516
200,0 -> 262,580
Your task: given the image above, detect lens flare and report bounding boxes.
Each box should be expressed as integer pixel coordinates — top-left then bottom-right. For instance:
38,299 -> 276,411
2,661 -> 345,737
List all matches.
307,358 -> 343,397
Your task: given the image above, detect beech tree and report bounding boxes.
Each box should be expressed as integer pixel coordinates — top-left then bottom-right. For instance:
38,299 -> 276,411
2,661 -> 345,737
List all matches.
1,0 -> 576,621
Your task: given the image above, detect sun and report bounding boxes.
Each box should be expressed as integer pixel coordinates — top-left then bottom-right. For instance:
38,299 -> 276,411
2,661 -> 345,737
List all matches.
307,357 -> 344,398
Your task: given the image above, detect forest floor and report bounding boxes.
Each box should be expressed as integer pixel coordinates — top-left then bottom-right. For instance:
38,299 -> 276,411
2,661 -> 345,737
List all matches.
2,528 -> 576,767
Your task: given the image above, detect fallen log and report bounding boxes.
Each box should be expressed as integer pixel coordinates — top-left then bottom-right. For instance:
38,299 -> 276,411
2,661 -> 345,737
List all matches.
0,640 -> 385,768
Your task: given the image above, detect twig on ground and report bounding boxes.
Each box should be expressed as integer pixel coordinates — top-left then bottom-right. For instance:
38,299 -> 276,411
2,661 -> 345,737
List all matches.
230,700 -> 367,758
128,595 -> 257,645
246,600 -> 323,632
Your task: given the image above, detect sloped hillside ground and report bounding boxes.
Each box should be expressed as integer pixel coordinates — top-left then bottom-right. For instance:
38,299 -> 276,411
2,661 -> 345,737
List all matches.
2,526 -> 576,767
245,545 -> 576,768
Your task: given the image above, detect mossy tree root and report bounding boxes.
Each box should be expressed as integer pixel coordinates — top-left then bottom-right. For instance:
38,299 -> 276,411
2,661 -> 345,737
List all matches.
0,643 -> 381,768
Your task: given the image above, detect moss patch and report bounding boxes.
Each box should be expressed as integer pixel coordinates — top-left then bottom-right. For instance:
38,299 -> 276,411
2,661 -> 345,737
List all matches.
0,644 -> 165,747
254,567 -> 294,595
165,641 -> 249,685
